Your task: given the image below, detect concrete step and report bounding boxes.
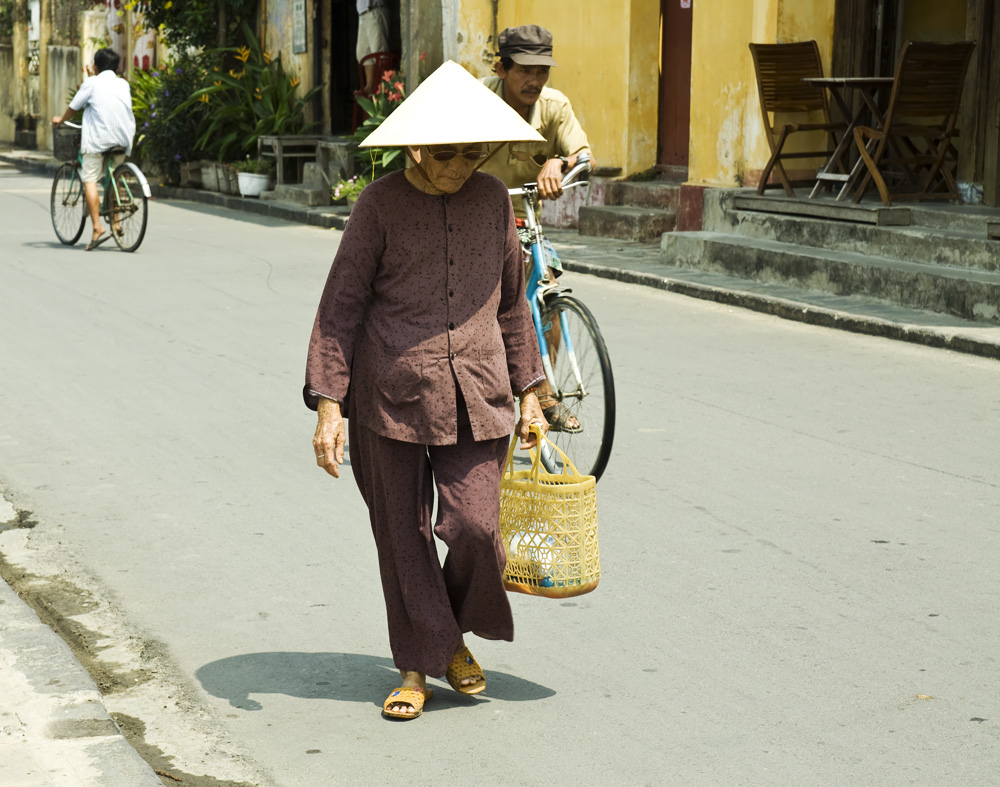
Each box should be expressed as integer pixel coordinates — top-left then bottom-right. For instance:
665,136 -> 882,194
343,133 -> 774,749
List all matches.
302,161 -> 330,189
579,205 -> 676,242
660,231 -> 1000,323
604,180 -> 681,208
273,183 -> 330,207
714,209 -> 1000,272
907,203 -> 1000,234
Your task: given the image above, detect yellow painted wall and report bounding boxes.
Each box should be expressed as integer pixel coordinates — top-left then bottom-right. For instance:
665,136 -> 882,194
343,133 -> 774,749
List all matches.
452,0 -> 659,176
900,0 -> 966,43
688,0 -> 835,187
261,0 -> 317,93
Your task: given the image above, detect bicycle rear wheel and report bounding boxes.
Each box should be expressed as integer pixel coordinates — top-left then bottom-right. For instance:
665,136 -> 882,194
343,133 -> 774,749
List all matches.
106,165 -> 147,252
538,293 -> 615,481
51,163 -> 86,245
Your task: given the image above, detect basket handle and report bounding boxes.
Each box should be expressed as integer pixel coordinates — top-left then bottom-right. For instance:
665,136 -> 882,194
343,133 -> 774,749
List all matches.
527,424 -> 587,480
503,425 -> 589,481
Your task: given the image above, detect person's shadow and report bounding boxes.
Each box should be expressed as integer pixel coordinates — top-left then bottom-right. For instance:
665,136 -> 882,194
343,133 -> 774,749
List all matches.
196,651 -> 555,711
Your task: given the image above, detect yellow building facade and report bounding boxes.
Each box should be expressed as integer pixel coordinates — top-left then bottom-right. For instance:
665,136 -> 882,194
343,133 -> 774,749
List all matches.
447,0 -> 661,179
257,1 -> 992,212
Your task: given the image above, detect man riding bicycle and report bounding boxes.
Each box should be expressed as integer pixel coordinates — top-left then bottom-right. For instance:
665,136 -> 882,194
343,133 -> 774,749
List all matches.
479,25 -> 596,433
52,48 -> 135,251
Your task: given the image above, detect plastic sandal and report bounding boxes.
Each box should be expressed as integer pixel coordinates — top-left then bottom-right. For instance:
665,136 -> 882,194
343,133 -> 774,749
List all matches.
382,686 -> 432,720
542,401 -> 583,434
446,645 -> 486,695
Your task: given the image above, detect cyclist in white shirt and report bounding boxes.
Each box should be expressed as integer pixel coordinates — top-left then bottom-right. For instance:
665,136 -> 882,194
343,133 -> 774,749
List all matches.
52,48 -> 136,251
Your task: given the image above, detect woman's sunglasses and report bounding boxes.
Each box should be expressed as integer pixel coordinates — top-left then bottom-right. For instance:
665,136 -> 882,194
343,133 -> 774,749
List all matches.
427,148 -> 490,162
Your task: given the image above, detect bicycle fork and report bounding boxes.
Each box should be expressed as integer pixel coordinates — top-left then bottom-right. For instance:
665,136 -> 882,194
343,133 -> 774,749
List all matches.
526,238 -> 588,404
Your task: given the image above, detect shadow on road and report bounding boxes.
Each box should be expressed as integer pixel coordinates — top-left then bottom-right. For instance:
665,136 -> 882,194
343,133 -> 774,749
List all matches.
196,651 -> 555,710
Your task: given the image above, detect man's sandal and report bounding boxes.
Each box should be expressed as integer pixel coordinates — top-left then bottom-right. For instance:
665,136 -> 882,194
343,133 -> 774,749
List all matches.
446,645 -> 486,695
542,401 -> 582,434
84,231 -> 111,251
382,686 -> 432,720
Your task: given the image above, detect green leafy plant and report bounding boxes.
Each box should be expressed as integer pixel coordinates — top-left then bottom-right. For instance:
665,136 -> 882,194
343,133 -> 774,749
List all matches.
136,0 -> 257,51
227,157 -> 273,174
0,0 -> 14,40
180,21 -> 323,163
352,68 -> 408,180
131,56 -> 208,185
331,174 -> 368,203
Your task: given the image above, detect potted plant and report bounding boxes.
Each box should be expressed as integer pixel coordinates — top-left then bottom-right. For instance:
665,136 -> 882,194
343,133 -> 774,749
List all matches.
228,158 -> 272,197
332,174 -> 368,206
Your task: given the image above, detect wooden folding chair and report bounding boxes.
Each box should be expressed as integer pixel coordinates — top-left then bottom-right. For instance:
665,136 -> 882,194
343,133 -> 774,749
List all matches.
749,41 -> 846,197
853,40 -> 975,206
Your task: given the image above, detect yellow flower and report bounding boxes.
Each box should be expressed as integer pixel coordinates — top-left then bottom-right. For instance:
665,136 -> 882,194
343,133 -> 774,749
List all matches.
263,52 -> 272,64
199,94 -> 210,104
290,77 -> 300,88
165,0 -> 172,7
229,68 -> 244,80
235,46 -> 250,63
213,80 -> 222,87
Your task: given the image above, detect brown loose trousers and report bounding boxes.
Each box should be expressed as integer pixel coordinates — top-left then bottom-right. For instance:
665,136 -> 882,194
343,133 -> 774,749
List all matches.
304,170 -> 544,678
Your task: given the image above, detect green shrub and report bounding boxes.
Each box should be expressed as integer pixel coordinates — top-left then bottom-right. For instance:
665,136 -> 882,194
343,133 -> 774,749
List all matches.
180,21 -> 323,163
131,56 -> 208,185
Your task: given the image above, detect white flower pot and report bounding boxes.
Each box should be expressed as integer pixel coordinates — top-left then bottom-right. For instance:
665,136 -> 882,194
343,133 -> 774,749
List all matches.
238,171 -> 270,198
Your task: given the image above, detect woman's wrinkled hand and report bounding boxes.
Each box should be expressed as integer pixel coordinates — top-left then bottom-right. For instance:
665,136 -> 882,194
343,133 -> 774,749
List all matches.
516,391 -> 548,449
313,398 -> 346,478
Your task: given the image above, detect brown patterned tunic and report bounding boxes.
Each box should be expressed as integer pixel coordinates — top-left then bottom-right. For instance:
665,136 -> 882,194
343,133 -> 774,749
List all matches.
304,169 -> 543,443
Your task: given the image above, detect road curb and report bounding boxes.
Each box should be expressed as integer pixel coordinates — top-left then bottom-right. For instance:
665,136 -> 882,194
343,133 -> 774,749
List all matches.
562,259 -> 1000,361
151,184 -> 350,231
0,573 -> 162,786
0,152 -> 61,177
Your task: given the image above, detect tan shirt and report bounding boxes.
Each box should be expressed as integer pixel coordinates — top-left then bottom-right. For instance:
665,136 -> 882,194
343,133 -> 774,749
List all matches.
304,170 -> 544,445
479,76 -> 592,218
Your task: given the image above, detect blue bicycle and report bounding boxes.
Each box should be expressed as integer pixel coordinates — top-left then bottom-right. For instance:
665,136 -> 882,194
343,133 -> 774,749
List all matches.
509,154 -> 616,481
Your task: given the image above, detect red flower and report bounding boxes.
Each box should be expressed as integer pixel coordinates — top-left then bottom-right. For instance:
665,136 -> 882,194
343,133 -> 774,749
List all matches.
382,69 -> 395,82
388,91 -> 402,102
419,51 -> 427,62
394,81 -> 404,93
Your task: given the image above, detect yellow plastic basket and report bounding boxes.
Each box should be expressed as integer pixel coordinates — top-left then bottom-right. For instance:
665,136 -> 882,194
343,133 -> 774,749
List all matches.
499,426 -> 600,598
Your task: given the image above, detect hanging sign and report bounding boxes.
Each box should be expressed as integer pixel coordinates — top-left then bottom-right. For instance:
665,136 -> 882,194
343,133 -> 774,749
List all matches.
293,0 -> 308,54
681,0 -> 692,8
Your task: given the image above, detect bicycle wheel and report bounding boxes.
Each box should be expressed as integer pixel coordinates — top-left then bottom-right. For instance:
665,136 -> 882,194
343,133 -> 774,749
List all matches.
538,293 -> 615,481
51,163 -> 86,245
106,165 -> 147,252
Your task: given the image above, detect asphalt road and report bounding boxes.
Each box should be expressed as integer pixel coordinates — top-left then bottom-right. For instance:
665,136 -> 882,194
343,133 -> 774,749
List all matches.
2,166 -> 999,786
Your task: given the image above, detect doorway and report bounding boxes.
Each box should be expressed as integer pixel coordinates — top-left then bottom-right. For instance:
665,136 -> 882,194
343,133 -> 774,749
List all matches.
326,0 -> 401,134
658,0 -> 693,168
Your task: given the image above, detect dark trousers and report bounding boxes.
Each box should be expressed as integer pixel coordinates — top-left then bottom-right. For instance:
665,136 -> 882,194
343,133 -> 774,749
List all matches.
348,405 -> 513,678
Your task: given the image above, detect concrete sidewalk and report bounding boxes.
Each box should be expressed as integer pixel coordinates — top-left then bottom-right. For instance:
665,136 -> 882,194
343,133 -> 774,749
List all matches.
0,496 -> 162,787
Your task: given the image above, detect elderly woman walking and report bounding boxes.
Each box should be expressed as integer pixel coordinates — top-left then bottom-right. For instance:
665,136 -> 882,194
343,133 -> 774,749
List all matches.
305,62 -> 548,720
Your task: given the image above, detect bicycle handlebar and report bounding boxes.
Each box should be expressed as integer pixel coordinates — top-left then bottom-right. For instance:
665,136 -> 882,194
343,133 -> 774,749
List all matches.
508,151 -> 592,198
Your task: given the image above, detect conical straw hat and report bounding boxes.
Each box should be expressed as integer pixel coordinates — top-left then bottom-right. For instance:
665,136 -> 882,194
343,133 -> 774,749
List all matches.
359,60 -> 544,148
